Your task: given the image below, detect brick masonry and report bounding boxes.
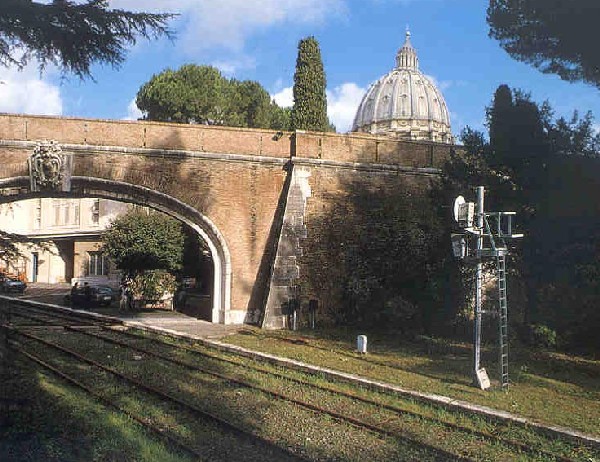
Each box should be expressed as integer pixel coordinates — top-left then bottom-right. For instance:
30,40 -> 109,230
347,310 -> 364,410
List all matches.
0,114 -> 453,325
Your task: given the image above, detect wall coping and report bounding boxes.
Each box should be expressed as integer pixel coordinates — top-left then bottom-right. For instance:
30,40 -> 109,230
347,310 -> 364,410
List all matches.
0,113 -> 455,167
0,139 -> 442,176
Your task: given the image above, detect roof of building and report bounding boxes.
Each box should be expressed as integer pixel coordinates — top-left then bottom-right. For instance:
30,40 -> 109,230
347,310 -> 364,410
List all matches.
352,30 -> 453,143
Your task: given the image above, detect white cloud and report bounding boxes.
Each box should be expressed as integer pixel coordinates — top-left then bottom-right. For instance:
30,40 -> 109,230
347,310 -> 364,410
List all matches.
272,86 -> 293,108
211,56 -> 257,76
425,74 -> 460,92
327,82 -> 365,132
0,64 -> 62,115
109,0 -> 346,54
271,82 -> 365,132
123,98 -> 143,120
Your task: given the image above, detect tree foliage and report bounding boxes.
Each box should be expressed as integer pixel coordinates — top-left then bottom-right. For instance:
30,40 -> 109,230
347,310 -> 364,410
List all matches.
291,36 -> 330,132
487,0 -> 600,88
135,64 -> 291,130
0,0 -> 174,79
0,230 -> 29,263
450,84 -> 600,352
102,210 -> 184,274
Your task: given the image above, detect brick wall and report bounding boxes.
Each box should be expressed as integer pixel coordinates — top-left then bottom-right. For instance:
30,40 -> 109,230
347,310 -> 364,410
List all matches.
0,114 -> 453,323
0,114 -> 452,167
297,165 -> 443,324
0,113 -> 291,158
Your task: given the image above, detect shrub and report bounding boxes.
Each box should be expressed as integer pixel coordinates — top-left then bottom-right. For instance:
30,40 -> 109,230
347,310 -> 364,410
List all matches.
530,324 -> 557,349
129,270 -> 177,302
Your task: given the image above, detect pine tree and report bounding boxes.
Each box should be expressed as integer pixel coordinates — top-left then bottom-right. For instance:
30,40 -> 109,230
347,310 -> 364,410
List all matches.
136,64 -> 289,128
488,0 -> 600,89
0,0 -> 173,79
291,36 -> 329,132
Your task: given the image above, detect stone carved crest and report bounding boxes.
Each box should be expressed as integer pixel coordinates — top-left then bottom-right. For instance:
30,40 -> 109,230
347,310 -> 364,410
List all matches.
29,141 -> 72,192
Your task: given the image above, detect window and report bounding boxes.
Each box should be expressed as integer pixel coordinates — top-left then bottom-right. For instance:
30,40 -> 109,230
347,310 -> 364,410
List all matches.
34,199 -> 42,229
91,199 -> 100,224
88,251 -> 108,276
52,199 -> 80,227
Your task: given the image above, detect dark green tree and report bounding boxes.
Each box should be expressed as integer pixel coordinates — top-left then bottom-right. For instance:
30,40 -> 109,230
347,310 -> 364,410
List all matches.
136,65 -> 229,124
291,36 -> 330,132
0,231 -> 29,264
487,84 -> 513,167
451,84 -> 600,352
268,103 -> 292,131
136,64 -> 290,129
487,0 -> 600,89
549,111 -> 600,157
0,0 -> 174,79
102,210 -> 184,274
229,79 -> 272,128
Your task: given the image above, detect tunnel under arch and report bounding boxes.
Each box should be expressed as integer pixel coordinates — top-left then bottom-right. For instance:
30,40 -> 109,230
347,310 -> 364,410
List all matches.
0,176 -> 232,324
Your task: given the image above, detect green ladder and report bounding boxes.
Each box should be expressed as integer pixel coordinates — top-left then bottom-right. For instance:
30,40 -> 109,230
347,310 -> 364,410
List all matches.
497,254 -> 509,389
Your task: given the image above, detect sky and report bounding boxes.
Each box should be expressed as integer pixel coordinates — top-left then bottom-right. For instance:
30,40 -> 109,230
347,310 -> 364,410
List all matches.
1,0 -> 599,138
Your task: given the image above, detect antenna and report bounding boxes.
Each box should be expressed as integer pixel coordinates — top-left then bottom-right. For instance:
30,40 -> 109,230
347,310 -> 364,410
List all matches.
453,195 -> 465,223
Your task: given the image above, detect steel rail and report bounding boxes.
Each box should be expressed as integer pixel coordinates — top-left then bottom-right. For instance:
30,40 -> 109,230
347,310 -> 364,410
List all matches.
9,303 -> 114,327
14,346 -> 205,461
8,305 -> 589,461
100,326 -> 584,462
10,327 -> 309,462
67,325 -> 551,462
8,310 -> 97,328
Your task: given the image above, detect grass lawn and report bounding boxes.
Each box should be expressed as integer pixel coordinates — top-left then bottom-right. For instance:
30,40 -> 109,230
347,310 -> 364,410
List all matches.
223,326 -> 600,437
0,357 -> 190,462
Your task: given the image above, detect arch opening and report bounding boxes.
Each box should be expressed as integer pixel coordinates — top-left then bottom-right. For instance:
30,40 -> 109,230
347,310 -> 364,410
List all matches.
0,176 -> 232,324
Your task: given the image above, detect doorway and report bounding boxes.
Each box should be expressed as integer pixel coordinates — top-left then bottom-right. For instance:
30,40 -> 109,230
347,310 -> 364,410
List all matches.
32,252 -> 39,283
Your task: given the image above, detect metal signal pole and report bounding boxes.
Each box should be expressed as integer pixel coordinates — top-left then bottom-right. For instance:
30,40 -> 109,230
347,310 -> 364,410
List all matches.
473,186 -> 484,384
452,185 -> 521,390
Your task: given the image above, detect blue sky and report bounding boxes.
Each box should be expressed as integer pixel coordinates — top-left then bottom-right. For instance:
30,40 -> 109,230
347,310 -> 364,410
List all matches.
1,0 -> 599,138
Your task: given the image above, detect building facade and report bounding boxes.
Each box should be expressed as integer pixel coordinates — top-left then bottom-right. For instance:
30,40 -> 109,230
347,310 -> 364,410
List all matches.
0,198 -> 129,285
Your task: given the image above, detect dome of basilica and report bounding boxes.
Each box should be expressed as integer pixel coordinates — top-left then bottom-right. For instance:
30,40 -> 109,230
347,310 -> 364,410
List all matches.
352,31 -> 453,144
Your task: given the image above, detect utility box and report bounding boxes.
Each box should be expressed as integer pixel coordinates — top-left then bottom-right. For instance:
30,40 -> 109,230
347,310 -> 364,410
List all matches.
475,368 -> 491,390
458,202 -> 475,228
451,234 -> 467,258
357,335 -> 368,354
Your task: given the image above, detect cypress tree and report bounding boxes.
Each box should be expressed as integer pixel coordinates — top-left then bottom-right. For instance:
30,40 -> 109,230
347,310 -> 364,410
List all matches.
291,36 -> 329,132
488,84 -> 514,168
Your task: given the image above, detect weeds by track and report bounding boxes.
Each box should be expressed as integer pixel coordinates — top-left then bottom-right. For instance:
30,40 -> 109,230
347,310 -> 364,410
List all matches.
5,301 -> 598,461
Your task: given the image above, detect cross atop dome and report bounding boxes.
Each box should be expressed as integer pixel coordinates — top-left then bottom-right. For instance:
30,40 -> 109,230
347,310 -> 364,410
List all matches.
395,28 -> 419,70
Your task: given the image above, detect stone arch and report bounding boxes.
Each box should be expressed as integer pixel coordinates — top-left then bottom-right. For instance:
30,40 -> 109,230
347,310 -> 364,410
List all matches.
0,176 -> 232,324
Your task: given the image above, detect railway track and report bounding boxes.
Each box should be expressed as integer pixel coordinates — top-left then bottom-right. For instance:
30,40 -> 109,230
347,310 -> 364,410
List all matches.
4,301 -> 598,461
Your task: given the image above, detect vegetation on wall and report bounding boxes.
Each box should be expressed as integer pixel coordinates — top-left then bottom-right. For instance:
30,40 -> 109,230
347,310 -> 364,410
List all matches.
300,175 -> 461,336
136,64 -> 291,130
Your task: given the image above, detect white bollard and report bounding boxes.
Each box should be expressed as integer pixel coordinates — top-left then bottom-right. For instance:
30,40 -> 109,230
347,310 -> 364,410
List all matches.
357,335 -> 367,354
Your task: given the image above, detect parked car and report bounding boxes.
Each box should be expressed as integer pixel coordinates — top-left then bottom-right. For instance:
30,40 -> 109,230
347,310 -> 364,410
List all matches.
94,285 -> 116,305
1,277 -> 27,294
65,284 -> 115,307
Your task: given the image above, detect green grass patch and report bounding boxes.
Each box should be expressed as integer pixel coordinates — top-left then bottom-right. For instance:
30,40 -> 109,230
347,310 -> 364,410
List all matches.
0,357 -> 190,462
7,325 -> 598,461
223,326 -> 600,437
